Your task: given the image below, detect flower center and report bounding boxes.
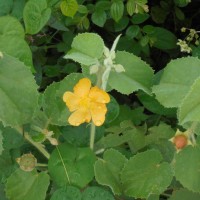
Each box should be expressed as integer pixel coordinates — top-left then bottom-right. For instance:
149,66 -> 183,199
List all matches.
79,97 -> 91,108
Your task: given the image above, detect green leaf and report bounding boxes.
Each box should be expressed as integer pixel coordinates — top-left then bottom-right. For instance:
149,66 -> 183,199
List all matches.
145,123 -> 175,145
148,27 -> 177,50
108,51 -> 154,95
48,143 -> 96,188
0,16 -> 24,38
23,0 -> 51,34
1,127 -> 24,151
82,186 -> 115,200
61,124 -> 104,147
174,146 -> 200,192
50,186 -> 81,200
131,13 -> 149,24
0,129 -> 3,155
178,77 -> 200,125
0,16 -> 33,70
121,149 -> 173,198
153,57 -> 200,108
175,7 -> 185,20
105,96 -> 119,124
137,91 -> 176,116
0,36 -> 33,69
126,25 -> 140,39
11,0 -> 26,20
60,0 -> 78,18
6,169 -> 50,200
43,73 -> 83,126
0,151 -> 16,182
0,0 -> 13,16
0,53 -> 38,127
91,10 -> 107,27
169,188 -> 200,200
64,33 -> 104,66
94,149 -> 128,195
110,0 -> 124,22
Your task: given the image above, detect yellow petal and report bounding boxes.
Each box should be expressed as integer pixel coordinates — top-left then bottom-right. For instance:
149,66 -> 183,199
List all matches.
74,78 -> 91,97
63,92 -> 80,112
68,108 -> 91,126
89,86 -> 110,104
90,102 -> 107,126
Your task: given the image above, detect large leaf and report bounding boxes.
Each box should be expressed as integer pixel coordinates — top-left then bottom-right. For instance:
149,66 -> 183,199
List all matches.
178,77 -> 200,125
61,124 -> 104,147
94,149 -> 128,195
0,16 -> 33,69
43,73 -> 83,126
6,169 -> 50,200
169,188 -> 200,200
0,36 -> 33,69
48,143 -> 96,188
50,186 -> 81,200
0,53 -> 38,127
108,51 -> 154,95
0,16 -> 24,38
153,57 -> 200,108
121,149 -> 173,198
64,33 -> 104,66
82,186 -> 115,200
174,146 -> 200,192
23,0 -> 51,34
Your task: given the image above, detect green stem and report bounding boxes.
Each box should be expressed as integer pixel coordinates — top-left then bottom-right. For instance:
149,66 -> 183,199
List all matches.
16,127 -> 50,160
187,122 -> 198,145
90,123 -> 96,150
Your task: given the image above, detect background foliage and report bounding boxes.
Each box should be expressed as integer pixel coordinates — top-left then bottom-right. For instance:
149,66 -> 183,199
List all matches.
1,0 -> 200,199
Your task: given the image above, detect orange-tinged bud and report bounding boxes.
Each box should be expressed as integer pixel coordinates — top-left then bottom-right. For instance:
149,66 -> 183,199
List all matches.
173,134 -> 188,149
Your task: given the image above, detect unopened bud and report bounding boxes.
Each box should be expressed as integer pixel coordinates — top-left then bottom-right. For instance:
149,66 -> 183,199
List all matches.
16,153 -> 37,172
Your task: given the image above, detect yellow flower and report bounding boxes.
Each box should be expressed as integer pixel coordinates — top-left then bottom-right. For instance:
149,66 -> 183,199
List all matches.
63,78 -> 110,126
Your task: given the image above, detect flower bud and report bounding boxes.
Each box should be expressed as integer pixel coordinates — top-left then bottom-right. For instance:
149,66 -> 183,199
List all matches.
16,153 -> 37,172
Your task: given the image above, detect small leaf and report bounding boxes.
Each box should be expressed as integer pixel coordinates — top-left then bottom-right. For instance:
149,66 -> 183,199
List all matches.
110,0 -> 124,22
48,143 -> 96,188
50,186 -> 81,200
64,33 -> 104,66
6,169 -> 50,200
148,27 -> 177,50
126,0 -> 135,16
121,149 -> 173,198
94,149 -> 128,195
0,54 -> 38,127
60,0 -> 78,18
82,186 -> 115,200
174,146 -> 200,192
178,77 -> 200,125
23,0 -> 51,34
153,57 -> 200,108
92,10 -> 107,27
108,51 -> 154,95
126,25 -> 140,39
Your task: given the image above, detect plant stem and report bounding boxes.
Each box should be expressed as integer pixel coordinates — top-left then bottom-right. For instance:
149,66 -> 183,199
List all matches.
16,127 -> 50,160
90,123 -> 96,150
187,122 -> 198,145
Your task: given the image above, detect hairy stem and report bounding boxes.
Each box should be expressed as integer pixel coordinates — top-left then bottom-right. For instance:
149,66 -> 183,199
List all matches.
16,127 -> 50,159
90,123 -> 96,150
